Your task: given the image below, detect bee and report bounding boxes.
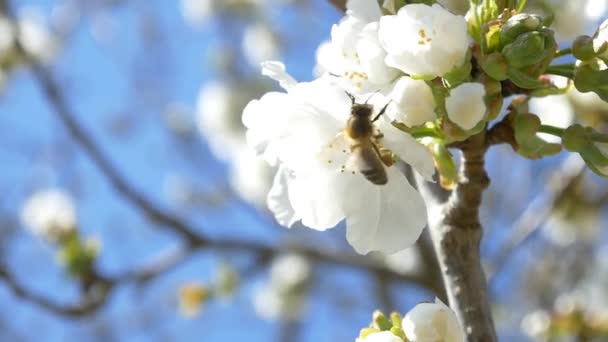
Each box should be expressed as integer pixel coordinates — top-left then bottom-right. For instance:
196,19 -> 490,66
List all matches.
343,92 -> 392,185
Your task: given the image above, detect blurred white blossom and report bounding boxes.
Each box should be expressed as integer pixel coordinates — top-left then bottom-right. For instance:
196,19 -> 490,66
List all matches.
180,0 -> 216,28
196,81 -> 246,161
230,147 -> 274,207
243,62 -> 434,254
402,298 -> 465,342
242,23 -> 280,68
18,9 -> 59,63
378,4 -> 469,78
384,247 -> 421,275
542,0 -> 608,40
521,310 -> 551,341
253,254 -> 311,320
21,189 -> 76,243
529,94 -> 574,144
445,82 -> 486,130
0,16 -> 15,56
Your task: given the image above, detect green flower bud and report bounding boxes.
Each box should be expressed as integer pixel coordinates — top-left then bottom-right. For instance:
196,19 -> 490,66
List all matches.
499,13 -> 543,45
513,113 -> 562,159
572,35 -> 596,61
57,233 -> 98,279
562,124 -> 587,152
469,1 -> 500,44
502,31 -> 555,68
563,125 -> 608,177
574,62 -> 608,102
479,52 -> 509,81
390,312 -> 403,329
373,310 -> 393,331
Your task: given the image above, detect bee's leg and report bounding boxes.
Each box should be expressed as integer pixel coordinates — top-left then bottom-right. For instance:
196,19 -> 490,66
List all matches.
371,142 -> 394,167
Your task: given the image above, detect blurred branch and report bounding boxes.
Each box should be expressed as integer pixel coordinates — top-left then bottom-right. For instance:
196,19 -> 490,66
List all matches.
328,0 -> 346,12
6,50 -> 442,315
0,0 -> 442,318
487,155 -> 587,283
0,266 -> 113,317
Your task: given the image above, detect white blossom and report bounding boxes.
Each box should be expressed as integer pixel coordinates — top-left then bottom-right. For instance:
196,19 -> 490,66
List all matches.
445,82 -> 486,130
21,189 -> 76,242
253,254 -> 311,321
243,62 -> 435,254
521,310 -> 551,341
0,16 -> 15,56
242,23 -> 280,68
378,4 -> 469,78
386,76 -> 436,127
196,81 -> 246,161
269,253 -> 311,290
384,247 -> 421,275
594,18 -> 608,59
543,208 -> 599,246
402,298 -> 465,342
316,13 -> 399,94
529,94 -> 574,144
230,146 -> 274,207
542,0 -> 608,40
569,87 -> 608,113
356,331 -> 403,342
180,0 -> 216,28
18,10 -> 58,63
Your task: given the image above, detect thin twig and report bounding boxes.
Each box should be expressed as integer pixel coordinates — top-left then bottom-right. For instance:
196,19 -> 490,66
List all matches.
487,155 -> 586,283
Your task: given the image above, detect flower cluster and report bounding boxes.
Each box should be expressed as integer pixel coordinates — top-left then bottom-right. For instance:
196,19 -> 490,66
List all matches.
243,2 -> 493,254
357,299 -> 465,342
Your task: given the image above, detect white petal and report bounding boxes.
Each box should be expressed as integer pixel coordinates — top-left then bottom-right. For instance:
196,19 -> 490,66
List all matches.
288,170 -> 349,231
445,82 -> 486,130
267,166 -> 299,227
387,76 -> 437,126
379,4 -> 468,77
344,167 -> 427,254
358,331 -> 403,342
378,120 -> 436,181
403,298 -> 466,342
261,61 -> 297,90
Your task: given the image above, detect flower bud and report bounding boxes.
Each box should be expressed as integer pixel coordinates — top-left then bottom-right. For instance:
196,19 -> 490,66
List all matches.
499,13 -> 543,45
574,62 -> 608,102
562,124 -> 588,152
502,30 -> 555,69
563,125 -> 608,177
513,113 -> 562,159
479,52 -> 509,81
373,310 -> 393,331
573,35 -> 596,61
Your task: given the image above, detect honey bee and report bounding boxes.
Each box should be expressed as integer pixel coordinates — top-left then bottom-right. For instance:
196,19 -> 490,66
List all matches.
343,92 -> 392,185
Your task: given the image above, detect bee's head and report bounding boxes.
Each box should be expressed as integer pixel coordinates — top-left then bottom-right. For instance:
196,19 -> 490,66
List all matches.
351,103 -> 373,118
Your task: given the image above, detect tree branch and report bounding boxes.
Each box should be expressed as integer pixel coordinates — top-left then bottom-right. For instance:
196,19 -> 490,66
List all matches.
420,132 -> 497,342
